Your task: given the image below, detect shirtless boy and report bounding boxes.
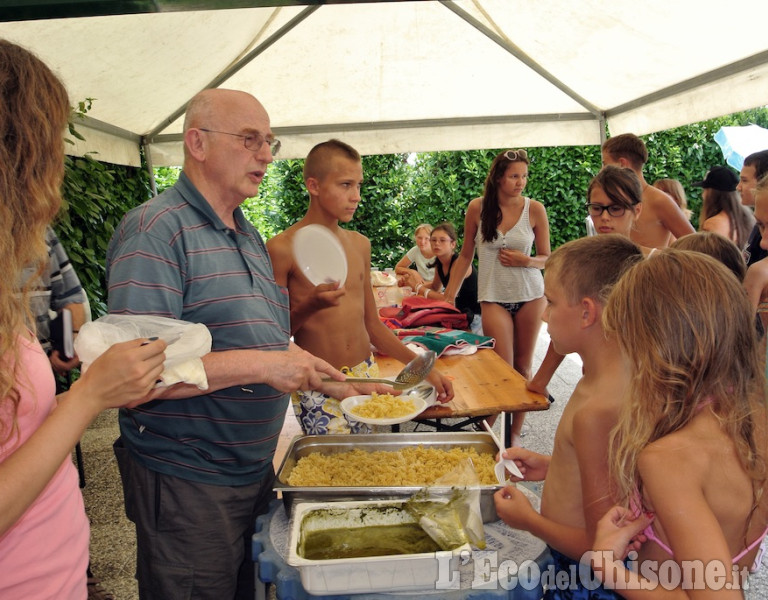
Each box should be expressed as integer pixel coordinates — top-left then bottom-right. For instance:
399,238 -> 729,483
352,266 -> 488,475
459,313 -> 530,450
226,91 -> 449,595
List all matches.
267,139 -> 453,434
602,133 -> 694,248
739,150 -> 768,266
744,174 -> 768,329
493,234 -> 643,599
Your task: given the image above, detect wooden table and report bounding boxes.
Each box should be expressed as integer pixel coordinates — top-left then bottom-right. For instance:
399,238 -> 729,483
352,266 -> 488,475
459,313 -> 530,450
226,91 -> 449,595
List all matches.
376,350 -> 550,435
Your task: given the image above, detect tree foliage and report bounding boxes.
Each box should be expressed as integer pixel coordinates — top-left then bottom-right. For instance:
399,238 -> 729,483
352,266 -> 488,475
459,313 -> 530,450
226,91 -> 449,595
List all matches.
250,106 -> 767,265
56,107 -> 768,311
58,155 -> 151,316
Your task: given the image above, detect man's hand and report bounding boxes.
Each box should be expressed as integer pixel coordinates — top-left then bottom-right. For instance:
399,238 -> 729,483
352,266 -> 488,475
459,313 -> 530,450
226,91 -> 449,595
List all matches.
260,343 -> 345,393
49,350 -> 81,375
318,380 -> 400,399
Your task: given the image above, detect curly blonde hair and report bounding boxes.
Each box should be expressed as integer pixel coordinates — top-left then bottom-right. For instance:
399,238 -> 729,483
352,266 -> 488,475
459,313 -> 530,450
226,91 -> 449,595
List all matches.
0,40 -> 69,443
603,249 -> 767,516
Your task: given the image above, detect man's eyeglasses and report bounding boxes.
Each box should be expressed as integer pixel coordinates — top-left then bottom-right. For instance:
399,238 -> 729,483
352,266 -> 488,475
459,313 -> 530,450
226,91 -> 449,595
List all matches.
199,128 -> 281,156
586,203 -> 629,217
504,149 -> 528,161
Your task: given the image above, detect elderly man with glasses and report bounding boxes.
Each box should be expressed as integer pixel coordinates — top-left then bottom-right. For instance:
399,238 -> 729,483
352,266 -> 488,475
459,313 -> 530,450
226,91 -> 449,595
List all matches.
105,89 -> 391,599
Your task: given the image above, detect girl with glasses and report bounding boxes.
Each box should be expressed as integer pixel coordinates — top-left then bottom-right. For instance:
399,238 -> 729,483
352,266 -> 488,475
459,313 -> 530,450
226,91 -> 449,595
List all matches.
586,165 -> 649,248
528,166 -> 650,402
443,149 -> 551,445
417,223 -> 480,332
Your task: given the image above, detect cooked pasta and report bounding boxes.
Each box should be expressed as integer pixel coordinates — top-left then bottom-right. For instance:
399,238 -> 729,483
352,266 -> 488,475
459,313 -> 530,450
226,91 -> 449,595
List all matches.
349,393 -> 416,419
286,445 -> 497,486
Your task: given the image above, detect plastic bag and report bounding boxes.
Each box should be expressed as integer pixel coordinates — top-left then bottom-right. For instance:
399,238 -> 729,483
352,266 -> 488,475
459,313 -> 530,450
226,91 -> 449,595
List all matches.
74,315 -> 212,389
404,458 -> 486,550
370,270 -> 398,286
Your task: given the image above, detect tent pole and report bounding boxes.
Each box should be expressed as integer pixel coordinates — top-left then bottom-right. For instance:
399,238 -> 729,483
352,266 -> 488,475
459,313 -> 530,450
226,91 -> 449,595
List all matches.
440,0 -> 602,119
598,115 -> 608,145
142,139 -> 158,197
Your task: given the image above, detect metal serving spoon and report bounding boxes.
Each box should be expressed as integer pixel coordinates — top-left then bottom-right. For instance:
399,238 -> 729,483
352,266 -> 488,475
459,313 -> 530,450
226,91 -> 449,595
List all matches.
323,350 -> 437,390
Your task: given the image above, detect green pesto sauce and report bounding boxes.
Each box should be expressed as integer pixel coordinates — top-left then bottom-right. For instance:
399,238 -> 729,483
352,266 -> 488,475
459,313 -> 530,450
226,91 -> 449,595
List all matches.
300,523 -> 441,560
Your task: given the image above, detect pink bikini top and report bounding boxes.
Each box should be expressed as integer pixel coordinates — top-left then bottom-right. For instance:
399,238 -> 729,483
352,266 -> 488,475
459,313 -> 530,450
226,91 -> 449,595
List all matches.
642,522 -> 768,564
638,397 -> 768,565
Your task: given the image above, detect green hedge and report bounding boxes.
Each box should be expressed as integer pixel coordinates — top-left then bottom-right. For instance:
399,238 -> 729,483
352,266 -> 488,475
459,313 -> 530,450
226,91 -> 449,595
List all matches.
58,154 -> 152,317
57,107 -> 768,313
254,107 -> 767,267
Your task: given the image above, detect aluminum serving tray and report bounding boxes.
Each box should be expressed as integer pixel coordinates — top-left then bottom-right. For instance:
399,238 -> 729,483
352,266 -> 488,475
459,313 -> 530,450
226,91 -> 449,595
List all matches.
274,432 -> 503,523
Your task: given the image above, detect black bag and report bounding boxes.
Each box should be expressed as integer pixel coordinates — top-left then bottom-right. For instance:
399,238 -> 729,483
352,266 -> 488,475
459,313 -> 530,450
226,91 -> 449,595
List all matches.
49,308 -> 74,359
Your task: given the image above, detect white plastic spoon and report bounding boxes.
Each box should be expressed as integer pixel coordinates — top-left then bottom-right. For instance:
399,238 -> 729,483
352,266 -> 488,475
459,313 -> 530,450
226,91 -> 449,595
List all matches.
482,414 -> 524,481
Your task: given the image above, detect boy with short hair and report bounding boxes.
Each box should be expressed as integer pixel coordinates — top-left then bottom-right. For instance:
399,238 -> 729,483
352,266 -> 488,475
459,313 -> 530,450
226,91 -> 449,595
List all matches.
738,149 -> 768,265
494,234 -> 643,599
267,139 -> 453,434
744,174 -> 768,328
602,133 -> 694,248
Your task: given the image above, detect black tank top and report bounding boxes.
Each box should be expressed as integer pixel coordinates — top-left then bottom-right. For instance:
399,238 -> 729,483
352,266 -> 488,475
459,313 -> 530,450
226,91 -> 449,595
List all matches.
434,254 -> 480,319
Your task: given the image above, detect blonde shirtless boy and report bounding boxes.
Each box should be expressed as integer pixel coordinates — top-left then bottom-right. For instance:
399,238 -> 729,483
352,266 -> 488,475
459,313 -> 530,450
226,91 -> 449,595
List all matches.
267,139 -> 453,434
493,234 -> 643,599
602,133 -> 694,248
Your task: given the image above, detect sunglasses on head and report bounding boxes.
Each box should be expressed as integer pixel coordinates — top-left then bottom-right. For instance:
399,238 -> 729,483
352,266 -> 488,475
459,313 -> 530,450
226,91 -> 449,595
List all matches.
504,149 -> 528,161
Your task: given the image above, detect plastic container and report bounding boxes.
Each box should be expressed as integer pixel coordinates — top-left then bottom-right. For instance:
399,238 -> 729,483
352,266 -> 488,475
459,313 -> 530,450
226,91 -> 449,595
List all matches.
287,500 -> 470,594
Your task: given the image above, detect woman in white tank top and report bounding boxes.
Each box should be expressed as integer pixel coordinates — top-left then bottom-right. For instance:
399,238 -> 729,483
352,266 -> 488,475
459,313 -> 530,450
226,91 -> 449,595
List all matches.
443,149 -> 550,445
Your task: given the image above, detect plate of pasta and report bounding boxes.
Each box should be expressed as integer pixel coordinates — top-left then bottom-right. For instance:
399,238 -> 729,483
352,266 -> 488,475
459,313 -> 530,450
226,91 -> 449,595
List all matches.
340,392 -> 428,425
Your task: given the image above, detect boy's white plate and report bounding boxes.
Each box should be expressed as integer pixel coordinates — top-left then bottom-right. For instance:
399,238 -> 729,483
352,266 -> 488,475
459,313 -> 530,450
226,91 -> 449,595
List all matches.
341,394 -> 428,425
293,224 -> 347,286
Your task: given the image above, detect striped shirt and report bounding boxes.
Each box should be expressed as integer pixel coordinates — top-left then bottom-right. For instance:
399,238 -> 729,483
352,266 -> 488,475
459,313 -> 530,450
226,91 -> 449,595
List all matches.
21,227 -> 87,352
106,172 -> 290,486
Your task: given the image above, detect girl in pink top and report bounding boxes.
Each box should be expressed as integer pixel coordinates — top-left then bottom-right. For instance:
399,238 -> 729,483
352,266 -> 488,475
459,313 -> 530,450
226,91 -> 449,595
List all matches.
0,40 -> 167,599
588,250 -> 768,596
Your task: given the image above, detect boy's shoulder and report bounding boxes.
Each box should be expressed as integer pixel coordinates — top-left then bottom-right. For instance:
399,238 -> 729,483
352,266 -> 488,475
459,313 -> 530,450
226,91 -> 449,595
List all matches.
334,226 -> 370,251
643,182 -> 677,208
264,224 -> 295,253
747,256 -> 768,278
267,219 -> 319,249
569,378 -> 623,431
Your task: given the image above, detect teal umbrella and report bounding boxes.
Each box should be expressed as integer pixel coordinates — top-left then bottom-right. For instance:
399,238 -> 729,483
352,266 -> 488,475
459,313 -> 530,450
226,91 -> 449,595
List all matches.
714,124 -> 768,171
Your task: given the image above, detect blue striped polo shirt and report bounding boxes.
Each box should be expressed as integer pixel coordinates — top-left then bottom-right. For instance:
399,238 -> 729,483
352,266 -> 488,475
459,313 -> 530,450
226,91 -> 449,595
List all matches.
106,172 -> 290,486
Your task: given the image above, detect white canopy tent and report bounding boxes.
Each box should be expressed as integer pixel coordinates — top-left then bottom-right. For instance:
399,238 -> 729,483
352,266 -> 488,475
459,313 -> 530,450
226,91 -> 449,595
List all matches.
1,0 -> 766,168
